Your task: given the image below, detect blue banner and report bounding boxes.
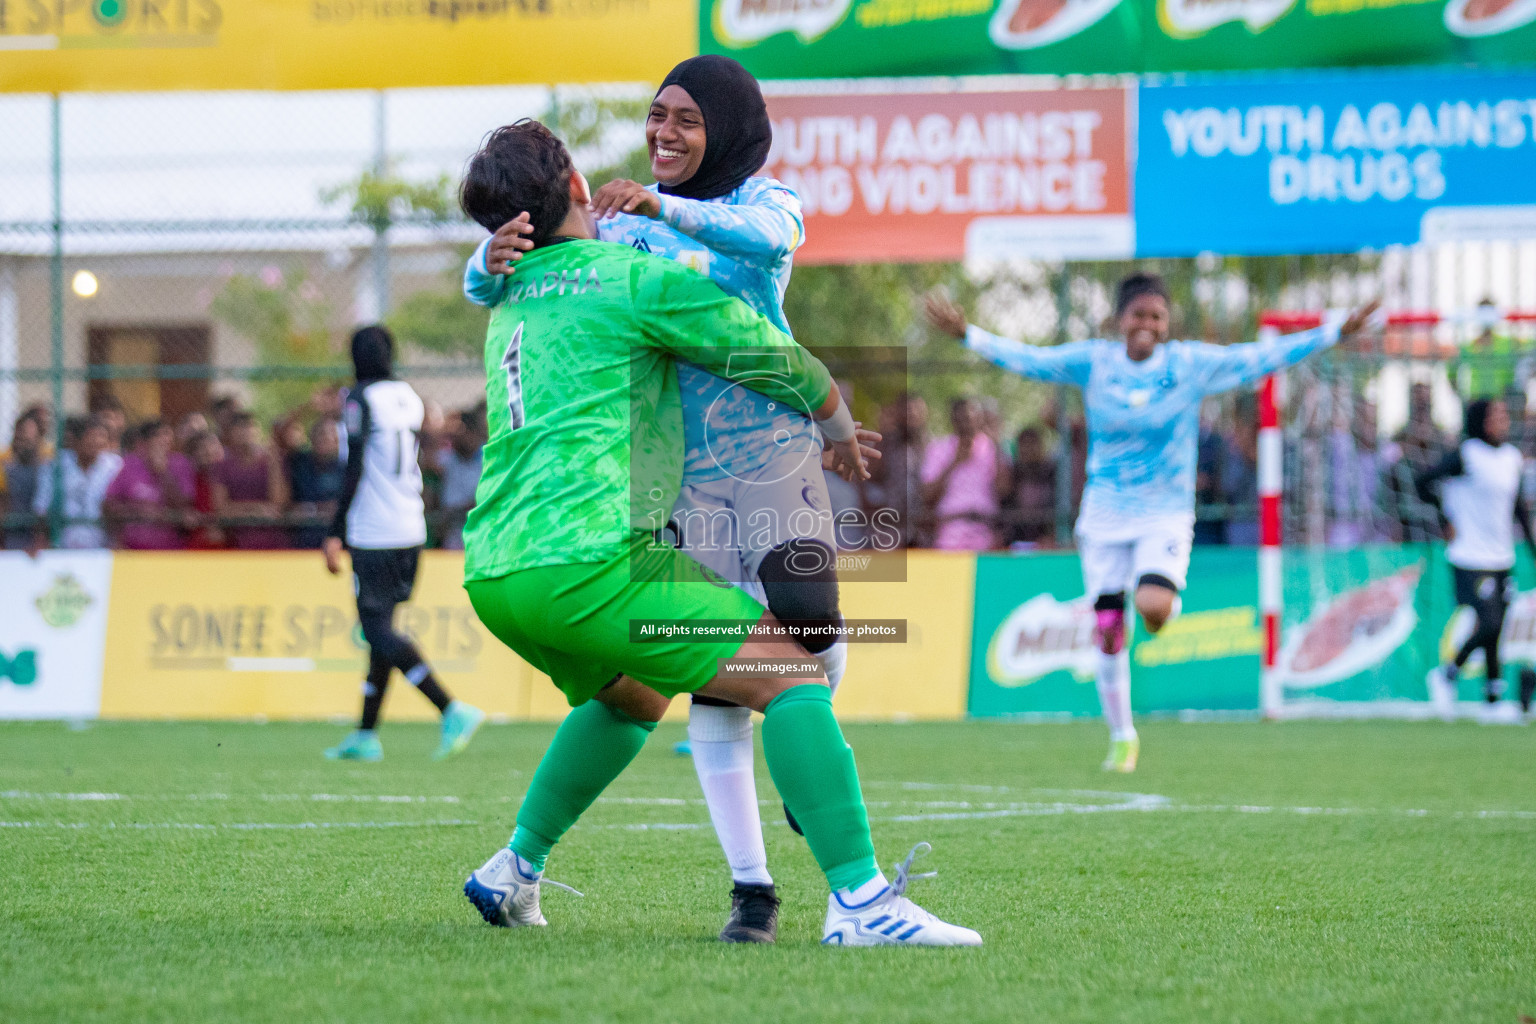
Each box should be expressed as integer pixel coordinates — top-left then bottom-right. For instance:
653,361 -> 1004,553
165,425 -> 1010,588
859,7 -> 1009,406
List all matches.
1135,69 -> 1536,256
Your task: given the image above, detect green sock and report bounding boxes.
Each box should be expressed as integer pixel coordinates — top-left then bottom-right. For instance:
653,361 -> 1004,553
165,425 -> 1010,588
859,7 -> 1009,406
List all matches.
508,699 -> 657,873
761,684 -> 879,892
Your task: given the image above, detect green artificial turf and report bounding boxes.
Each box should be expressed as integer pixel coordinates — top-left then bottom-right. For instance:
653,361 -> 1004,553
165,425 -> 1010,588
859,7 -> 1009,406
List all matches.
2,719 -> 1534,1023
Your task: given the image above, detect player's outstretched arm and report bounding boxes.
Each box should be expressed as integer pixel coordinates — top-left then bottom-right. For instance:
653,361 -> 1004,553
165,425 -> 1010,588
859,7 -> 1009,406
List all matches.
636,260 -> 831,409
1198,300 -> 1380,394
463,214 -> 535,308
644,180 -> 804,269
635,261 -> 869,479
923,288 -> 1093,386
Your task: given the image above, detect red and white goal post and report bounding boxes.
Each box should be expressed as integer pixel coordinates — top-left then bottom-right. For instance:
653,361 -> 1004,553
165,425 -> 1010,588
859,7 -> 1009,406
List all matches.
1255,307 -> 1536,720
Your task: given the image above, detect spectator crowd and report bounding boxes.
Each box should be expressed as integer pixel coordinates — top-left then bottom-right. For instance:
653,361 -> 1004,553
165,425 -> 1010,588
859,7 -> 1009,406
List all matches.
0,389 -> 487,552
3,307 -> 1530,555
842,308 -> 1536,552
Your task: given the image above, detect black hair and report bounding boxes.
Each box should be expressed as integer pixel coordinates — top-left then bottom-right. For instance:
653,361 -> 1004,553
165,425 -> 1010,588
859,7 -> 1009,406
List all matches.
1115,272 -> 1171,316
459,120 -> 575,247
351,324 -> 394,382
1465,398 -> 1498,443
132,419 -> 168,449
88,392 -> 124,415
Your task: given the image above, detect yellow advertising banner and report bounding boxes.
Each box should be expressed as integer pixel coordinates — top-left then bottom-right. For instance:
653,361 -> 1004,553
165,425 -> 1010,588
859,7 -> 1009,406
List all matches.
835,551 -> 974,722
99,550 -> 573,721
97,549 -> 973,722
0,0 -> 694,93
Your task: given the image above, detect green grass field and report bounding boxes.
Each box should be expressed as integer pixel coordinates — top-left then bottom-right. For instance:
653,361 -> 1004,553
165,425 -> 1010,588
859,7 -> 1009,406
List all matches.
3,719 -> 1535,1023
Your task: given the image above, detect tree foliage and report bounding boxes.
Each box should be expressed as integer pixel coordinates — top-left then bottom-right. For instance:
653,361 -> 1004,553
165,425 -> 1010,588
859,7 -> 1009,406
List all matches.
209,266 -> 339,422
321,170 -> 457,233
379,93 -> 656,360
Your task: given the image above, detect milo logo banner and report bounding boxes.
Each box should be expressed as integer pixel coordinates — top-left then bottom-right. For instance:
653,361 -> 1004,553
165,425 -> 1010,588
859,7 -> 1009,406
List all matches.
0,552 -> 112,719
706,0 -> 1536,80
968,544 -> 1522,718
968,548 -> 1265,718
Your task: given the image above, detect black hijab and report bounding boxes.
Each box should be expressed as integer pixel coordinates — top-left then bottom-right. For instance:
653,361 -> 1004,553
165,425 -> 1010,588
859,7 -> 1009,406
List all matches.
654,55 -> 772,202
1465,398 -> 1494,444
351,324 -> 394,383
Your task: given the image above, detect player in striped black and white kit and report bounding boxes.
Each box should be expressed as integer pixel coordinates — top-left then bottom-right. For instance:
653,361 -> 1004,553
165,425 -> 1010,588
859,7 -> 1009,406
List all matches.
322,325 -> 486,762
1417,398 -> 1536,720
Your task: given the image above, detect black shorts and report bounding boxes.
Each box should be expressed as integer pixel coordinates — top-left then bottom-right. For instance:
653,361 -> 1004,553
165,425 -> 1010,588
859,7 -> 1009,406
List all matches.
352,546 -> 421,612
1452,566 -> 1511,609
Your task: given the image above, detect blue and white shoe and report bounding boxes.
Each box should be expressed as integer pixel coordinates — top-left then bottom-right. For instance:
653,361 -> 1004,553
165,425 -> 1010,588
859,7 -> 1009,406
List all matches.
821,843 -> 981,947
433,701 -> 486,761
463,847 -> 581,928
324,730 -> 382,762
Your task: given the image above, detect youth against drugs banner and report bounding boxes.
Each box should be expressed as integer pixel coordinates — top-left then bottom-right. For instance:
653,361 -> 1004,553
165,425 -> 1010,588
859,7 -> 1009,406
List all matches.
1135,68 -> 1536,255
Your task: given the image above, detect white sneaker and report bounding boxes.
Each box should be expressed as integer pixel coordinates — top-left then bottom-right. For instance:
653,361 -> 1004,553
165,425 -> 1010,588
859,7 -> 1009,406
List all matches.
1478,701 -> 1522,726
1427,667 -> 1458,722
463,848 -> 581,928
821,843 -> 982,947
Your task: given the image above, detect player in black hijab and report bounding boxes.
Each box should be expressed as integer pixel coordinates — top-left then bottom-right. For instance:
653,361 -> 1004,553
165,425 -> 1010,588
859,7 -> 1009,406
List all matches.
478,54 -> 776,261
462,57 -> 882,948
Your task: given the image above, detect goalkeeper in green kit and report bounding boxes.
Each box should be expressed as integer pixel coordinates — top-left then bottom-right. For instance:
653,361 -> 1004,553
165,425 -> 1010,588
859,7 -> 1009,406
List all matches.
455,120 -> 980,947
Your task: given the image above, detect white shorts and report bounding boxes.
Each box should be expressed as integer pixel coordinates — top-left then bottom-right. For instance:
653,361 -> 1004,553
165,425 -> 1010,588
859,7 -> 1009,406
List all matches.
1076,516 -> 1193,601
670,451 -> 836,605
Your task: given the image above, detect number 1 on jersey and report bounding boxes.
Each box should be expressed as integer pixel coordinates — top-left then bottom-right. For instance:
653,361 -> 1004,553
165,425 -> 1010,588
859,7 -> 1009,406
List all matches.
502,322 -> 525,430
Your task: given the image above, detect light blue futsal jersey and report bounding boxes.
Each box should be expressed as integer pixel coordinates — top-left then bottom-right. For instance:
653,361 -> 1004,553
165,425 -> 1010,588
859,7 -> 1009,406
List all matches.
465,176 -> 812,483
964,323 -> 1341,538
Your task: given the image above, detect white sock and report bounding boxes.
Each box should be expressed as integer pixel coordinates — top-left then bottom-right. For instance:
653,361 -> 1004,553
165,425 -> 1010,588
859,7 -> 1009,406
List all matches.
837,871 -> 890,906
1095,649 -> 1136,742
814,641 -> 848,696
688,703 -> 772,887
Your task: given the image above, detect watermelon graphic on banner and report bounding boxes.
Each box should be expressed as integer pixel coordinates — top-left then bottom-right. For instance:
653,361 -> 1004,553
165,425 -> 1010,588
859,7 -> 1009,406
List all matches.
1274,566 -> 1423,690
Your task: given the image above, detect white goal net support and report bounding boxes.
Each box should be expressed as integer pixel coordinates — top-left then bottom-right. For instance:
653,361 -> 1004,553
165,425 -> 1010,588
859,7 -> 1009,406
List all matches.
1255,307 -> 1536,719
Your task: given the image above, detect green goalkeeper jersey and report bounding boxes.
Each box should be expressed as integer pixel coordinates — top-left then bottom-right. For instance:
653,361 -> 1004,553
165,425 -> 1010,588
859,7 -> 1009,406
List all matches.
462,237 -> 834,583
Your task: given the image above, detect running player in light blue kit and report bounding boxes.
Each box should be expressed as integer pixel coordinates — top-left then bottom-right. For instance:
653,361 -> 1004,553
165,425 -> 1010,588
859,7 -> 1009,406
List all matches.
927,275 -> 1377,771
463,56 -> 870,944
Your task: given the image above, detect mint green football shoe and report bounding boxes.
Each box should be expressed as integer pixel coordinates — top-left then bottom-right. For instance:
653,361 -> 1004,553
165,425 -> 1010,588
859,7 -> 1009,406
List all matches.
433,701 -> 486,761
324,730 -> 383,762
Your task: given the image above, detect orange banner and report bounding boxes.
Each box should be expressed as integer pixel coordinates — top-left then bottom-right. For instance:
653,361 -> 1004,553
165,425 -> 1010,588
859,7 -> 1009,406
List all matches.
763,86 -> 1134,265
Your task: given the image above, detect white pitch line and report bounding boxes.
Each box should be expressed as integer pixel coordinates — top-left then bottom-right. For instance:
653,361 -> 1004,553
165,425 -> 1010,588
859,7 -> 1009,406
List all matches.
6,782 -> 1536,833
0,819 -> 480,831
0,791 -> 462,804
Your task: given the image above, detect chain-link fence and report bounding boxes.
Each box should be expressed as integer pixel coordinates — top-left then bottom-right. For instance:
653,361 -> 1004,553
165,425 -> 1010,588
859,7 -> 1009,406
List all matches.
0,86 -> 647,547
3,87 -> 1535,552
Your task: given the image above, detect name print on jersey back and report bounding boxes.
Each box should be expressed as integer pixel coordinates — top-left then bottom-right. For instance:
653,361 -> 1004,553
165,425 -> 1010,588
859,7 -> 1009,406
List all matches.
500,266 -> 604,305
